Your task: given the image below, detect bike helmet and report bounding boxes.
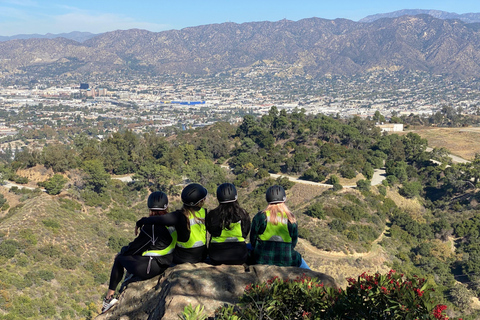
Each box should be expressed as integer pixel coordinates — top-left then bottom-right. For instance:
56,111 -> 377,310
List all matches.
217,183 -> 238,203
181,183 -> 208,206
266,185 -> 286,204
147,191 -> 168,211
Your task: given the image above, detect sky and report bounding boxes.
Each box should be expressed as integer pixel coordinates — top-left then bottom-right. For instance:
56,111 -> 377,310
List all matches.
1,0 -> 480,36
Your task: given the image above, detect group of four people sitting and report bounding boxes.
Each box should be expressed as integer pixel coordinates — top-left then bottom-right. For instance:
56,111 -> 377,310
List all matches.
102,182 -> 307,313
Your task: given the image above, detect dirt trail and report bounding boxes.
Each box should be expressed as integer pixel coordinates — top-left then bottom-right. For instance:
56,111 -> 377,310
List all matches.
298,225 -> 388,261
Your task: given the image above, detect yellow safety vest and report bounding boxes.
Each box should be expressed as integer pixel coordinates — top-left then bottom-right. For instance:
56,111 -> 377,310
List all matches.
142,226 -> 177,256
211,221 -> 244,243
258,211 -> 292,243
176,208 -> 207,249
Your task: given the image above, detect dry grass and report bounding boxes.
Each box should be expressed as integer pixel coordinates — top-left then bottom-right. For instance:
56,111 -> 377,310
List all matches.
398,127 -> 480,160
386,187 -> 424,213
287,183 -> 329,211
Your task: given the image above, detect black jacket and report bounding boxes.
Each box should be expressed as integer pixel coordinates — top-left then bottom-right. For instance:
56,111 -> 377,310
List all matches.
136,209 -> 207,264
120,222 -> 175,266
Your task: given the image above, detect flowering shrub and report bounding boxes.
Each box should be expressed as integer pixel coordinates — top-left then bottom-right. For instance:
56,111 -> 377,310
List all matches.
212,270 -> 458,320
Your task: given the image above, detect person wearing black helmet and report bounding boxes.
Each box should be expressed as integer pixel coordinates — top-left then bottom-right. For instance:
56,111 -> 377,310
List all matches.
249,185 -> 307,268
102,191 -> 175,313
136,183 -> 208,264
206,183 -> 251,265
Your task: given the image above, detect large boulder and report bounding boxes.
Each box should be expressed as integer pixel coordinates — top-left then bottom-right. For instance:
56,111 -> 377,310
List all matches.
95,263 -> 337,320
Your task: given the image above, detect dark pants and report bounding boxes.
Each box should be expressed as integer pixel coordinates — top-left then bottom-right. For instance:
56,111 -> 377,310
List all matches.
108,254 -> 168,291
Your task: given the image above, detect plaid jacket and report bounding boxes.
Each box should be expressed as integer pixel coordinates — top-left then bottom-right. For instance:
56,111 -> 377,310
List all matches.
249,211 -> 302,267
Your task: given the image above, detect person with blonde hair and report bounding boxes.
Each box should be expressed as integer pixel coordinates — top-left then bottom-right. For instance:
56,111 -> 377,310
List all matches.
250,185 -> 308,268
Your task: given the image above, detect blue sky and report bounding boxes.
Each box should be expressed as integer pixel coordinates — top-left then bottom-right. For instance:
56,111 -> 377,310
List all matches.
1,0 -> 480,36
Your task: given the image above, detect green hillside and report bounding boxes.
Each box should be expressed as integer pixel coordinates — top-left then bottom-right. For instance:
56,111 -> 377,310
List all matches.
0,109 -> 479,319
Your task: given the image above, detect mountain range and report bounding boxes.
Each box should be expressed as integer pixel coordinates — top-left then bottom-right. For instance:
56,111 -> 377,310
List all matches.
360,9 -> 480,23
1,13 -> 480,79
0,31 -> 97,43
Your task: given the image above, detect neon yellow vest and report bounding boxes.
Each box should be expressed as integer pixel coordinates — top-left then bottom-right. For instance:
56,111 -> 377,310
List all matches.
211,221 -> 245,243
177,208 -> 207,249
258,211 -> 292,243
142,226 -> 177,256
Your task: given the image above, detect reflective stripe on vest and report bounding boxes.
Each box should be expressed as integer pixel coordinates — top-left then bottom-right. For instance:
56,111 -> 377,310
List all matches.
258,211 -> 292,243
211,221 -> 245,243
177,208 -> 206,248
142,226 -> 177,256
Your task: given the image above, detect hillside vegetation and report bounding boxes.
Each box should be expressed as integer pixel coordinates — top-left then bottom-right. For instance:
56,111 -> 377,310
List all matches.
0,109 -> 479,319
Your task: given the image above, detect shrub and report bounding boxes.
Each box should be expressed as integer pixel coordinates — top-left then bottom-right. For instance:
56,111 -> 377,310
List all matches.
212,271 -> 452,320
59,198 -> 82,212
0,240 -> 19,258
42,218 -> 61,230
332,183 -> 343,191
60,256 -> 80,269
356,179 -> 371,192
305,202 -> 325,219
108,236 -> 130,252
40,173 -> 68,195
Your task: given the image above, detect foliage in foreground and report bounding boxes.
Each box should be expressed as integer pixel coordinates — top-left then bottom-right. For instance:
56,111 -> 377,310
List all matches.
195,271 -> 457,320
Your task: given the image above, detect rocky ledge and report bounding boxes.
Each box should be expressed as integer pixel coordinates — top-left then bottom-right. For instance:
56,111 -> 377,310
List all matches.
95,263 -> 337,320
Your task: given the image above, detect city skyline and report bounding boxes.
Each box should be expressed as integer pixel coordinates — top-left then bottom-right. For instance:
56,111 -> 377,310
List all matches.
1,0 -> 480,36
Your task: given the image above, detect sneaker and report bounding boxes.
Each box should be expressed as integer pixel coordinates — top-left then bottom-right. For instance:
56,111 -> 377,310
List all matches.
101,297 -> 118,313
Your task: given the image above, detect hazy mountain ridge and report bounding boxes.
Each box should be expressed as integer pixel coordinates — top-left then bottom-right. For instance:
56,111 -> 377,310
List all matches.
360,9 -> 480,23
1,15 -> 480,78
0,31 -> 98,43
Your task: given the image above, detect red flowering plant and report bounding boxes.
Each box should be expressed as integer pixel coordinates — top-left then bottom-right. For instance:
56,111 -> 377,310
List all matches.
331,270 -> 448,320
212,270 -> 455,320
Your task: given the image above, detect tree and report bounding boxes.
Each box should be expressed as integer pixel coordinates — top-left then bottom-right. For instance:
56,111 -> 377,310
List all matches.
305,202 -> 325,219
82,160 -> 110,193
41,174 -> 68,195
356,179 -> 371,192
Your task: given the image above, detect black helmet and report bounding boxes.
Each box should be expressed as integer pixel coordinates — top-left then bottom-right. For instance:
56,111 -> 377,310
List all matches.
217,183 -> 238,203
147,191 -> 168,211
266,185 -> 286,204
181,183 -> 208,206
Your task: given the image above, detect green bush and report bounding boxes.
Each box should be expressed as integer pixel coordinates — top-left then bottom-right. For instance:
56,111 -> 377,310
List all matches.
40,173 -> 68,195
60,256 -> 80,269
106,207 -> 137,222
212,271 -> 452,320
38,244 -> 62,258
108,235 -> 130,252
0,240 -> 20,258
304,202 -> 325,219
59,198 -> 82,212
42,218 -> 61,230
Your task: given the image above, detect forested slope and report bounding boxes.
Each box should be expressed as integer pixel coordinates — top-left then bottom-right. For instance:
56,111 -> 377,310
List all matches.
0,109 -> 479,319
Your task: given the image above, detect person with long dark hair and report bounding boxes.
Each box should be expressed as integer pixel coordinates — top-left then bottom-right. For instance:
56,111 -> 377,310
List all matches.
250,185 -> 309,268
136,183 -> 208,264
206,183 -> 251,265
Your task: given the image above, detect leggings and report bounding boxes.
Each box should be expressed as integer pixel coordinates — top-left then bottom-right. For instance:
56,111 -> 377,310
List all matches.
108,254 -> 168,291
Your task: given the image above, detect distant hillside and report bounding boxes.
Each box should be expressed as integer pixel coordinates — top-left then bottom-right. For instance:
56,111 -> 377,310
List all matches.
1,15 -> 480,79
0,31 -> 98,43
360,9 -> 480,23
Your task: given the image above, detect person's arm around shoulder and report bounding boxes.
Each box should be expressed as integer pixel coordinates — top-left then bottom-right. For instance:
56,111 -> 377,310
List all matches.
136,210 -> 180,229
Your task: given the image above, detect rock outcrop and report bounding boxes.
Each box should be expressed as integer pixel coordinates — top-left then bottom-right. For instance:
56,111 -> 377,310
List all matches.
95,263 -> 337,320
